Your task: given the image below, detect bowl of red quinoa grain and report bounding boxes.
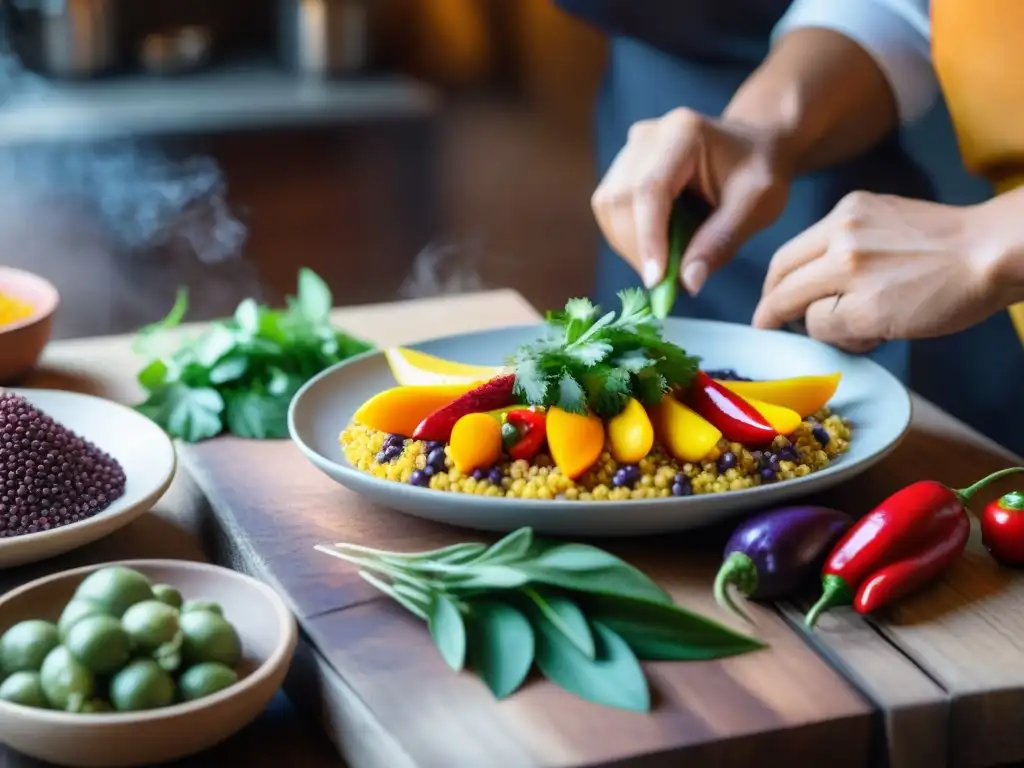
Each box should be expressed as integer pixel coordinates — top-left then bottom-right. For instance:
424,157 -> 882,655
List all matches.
0,389 -> 176,569
0,268 -> 59,385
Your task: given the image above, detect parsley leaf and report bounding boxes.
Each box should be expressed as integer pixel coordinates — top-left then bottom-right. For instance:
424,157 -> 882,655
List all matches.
132,268 -> 373,442
512,292 -> 700,418
136,384 -> 224,444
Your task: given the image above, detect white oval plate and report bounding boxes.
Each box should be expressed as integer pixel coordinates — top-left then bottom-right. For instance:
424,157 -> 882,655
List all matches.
289,319 -> 912,537
0,389 -> 176,568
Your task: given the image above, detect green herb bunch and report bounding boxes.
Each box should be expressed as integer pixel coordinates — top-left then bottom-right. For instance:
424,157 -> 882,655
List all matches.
133,268 -> 373,442
511,289 -> 700,418
317,527 -> 764,711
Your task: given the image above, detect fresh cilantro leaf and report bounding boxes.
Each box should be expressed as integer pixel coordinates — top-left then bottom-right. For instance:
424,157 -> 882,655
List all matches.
582,366 -> 630,418
556,372 -> 587,413
225,390 -> 290,439
208,355 -> 249,385
512,291 -> 700,417
137,359 -> 170,392
131,269 -> 372,442
563,339 -> 613,368
634,369 -> 669,406
613,288 -> 656,332
612,349 -> 653,373
234,297 -> 261,336
137,384 -> 224,442
297,267 -> 333,323
513,355 -> 549,404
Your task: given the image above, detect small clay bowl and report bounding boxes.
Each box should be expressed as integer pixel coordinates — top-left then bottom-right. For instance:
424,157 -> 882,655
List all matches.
0,267 -> 59,384
0,560 -> 298,767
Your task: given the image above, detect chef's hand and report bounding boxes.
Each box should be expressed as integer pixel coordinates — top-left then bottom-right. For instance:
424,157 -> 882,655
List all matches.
591,109 -> 792,294
752,191 -> 1005,352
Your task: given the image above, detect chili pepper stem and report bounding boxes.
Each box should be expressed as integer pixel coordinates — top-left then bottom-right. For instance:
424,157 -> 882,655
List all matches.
804,574 -> 853,630
954,467 -> 1024,504
1000,491 -> 1024,511
713,552 -> 758,623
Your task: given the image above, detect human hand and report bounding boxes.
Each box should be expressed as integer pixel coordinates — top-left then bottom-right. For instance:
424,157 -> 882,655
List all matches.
752,192 -> 1004,351
591,108 -> 792,295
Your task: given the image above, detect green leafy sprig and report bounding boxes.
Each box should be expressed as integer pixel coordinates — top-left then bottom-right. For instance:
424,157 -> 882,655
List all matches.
133,268 -> 373,442
316,528 -> 765,711
510,289 -> 700,418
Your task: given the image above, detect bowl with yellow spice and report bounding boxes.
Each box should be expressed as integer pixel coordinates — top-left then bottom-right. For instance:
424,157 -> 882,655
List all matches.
0,267 -> 58,384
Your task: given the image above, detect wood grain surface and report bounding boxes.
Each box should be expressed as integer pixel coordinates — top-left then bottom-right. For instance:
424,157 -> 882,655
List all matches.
12,288 -> 1024,768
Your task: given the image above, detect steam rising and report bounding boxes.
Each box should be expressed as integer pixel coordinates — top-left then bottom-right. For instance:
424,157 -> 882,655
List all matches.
0,54 -> 261,337
399,241 -> 484,299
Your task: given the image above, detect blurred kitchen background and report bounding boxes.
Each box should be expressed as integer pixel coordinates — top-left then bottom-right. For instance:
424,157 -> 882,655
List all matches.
0,0 -> 607,338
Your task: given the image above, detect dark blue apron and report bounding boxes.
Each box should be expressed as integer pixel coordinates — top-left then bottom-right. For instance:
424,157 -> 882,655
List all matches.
556,0 -> 1023,456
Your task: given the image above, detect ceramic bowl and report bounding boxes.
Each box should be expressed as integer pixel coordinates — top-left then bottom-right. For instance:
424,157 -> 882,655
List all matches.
289,319 -> 913,537
0,267 -> 59,385
0,559 -> 298,767
0,389 -> 177,569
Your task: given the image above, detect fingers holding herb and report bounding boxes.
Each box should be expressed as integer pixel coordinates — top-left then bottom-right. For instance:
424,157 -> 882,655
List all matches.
132,268 -> 373,442
315,527 -> 766,711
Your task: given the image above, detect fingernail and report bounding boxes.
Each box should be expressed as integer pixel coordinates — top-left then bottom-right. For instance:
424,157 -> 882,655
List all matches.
642,260 -> 662,289
683,262 -> 708,295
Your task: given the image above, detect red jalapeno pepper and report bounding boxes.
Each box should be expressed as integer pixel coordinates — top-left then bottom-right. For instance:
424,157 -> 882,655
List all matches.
980,489 -> 1024,567
805,466 -> 1024,628
689,371 -> 778,445
501,409 -> 546,461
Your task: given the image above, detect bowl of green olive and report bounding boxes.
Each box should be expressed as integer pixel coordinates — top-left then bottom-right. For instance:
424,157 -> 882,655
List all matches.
0,560 -> 298,767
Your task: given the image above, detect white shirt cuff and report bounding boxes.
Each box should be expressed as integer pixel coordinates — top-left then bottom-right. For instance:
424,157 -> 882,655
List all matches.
772,0 -> 938,125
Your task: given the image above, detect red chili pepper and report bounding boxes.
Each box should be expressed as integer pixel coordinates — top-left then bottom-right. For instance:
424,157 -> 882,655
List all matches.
689,371 -> 777,445
805,467 -> 1024,628
980,489 -> 1024,567
413,374 -> 517,442
503,409 -> 547,461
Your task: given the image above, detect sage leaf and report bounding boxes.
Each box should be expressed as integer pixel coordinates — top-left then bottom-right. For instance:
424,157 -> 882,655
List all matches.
428,594 -> 467,671
518,545 -> 671,604
533,614 -> 650,712
582,593 -> 766,661
467,600 -> 535,699
437,544 -> 490,564
474,527 -> 534,564
526,588 -> 594,659
443,564 -> 531,591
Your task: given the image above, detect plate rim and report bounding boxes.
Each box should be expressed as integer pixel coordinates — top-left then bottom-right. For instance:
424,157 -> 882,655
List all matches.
0,388 -> 177,552
288,319 -> 914,510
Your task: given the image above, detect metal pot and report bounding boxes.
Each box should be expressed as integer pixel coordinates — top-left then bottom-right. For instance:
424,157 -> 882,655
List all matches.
3,0 -> 119,79
277,0 -> 370,78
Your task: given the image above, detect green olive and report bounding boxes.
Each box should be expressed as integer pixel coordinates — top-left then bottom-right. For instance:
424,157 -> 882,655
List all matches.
57,599 -> 110,640
0,671 -> 49,708
178,662 -> 239,703
180,600 -> 223,617
109,660 -> 174,712
39,647 -> 95,713
152,584 -> 183,610
180,611 -> 241,668
0,620 -> 60,676
65,615 -> 132,675
74,567 -> 154,618
121,601 -> 180,652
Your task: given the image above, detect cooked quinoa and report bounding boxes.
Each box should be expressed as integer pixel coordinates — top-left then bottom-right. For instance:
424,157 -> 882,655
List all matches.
339,410 -> 852,501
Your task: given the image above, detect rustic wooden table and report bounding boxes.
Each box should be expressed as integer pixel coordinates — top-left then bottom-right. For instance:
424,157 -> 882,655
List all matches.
3,289 -> 1022,768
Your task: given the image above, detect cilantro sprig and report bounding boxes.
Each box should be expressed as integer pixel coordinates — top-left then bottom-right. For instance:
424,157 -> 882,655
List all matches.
133,268 -> 373,442
511,289 -> 700,417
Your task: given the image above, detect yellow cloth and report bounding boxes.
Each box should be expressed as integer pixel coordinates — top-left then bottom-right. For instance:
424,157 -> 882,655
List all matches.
931,0 -> 1024,345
